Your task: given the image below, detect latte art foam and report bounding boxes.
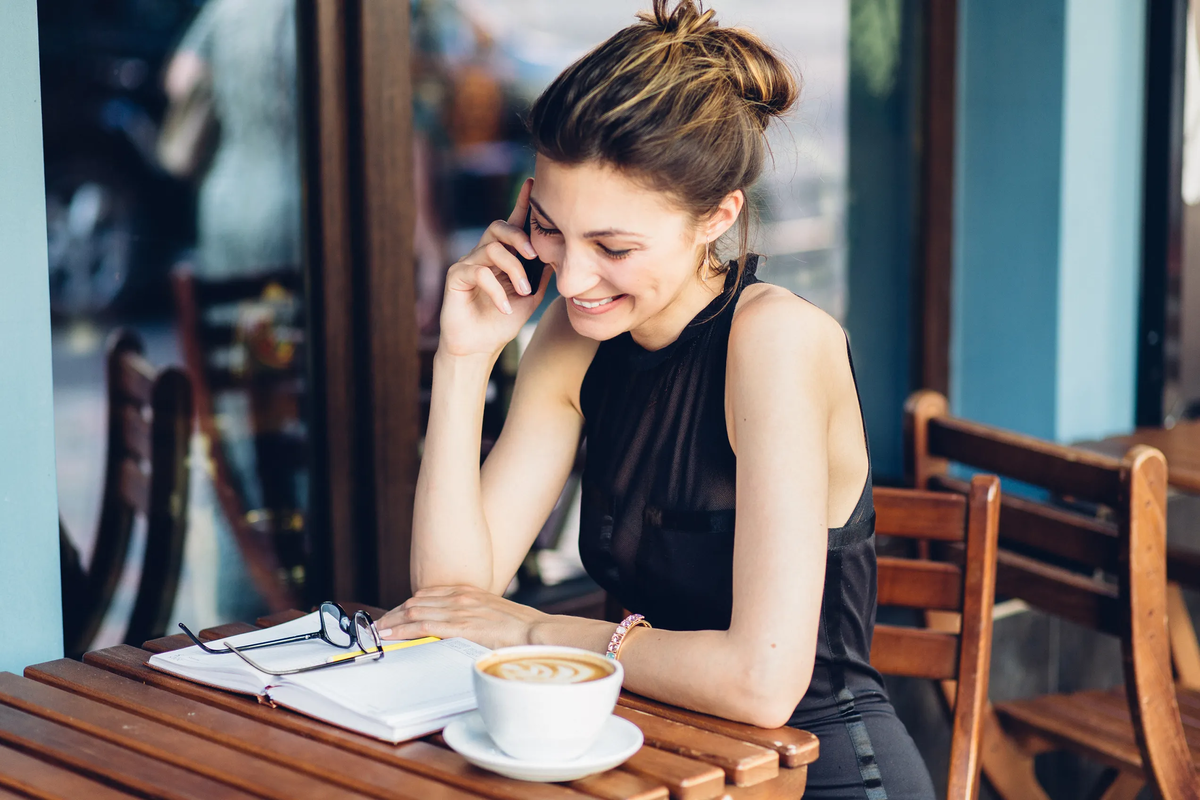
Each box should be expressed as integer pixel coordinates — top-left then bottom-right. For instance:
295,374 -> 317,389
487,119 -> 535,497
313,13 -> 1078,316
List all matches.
482,655 -> 612,684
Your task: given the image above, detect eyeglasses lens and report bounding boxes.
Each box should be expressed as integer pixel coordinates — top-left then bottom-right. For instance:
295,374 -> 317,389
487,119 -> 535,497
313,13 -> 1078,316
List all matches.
354,612 -> 382,659
321,602 -> 354,648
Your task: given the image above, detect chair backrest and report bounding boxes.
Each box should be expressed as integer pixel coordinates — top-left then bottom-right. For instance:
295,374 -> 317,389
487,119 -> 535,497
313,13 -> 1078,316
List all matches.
171,267 -> 303,612
61,328 -> 193,657
871,477 -> 1000,800
904,389 -> 1199,797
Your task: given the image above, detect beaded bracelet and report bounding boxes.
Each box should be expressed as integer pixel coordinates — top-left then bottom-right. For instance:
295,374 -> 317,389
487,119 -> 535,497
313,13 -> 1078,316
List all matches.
605,614 -> 651,660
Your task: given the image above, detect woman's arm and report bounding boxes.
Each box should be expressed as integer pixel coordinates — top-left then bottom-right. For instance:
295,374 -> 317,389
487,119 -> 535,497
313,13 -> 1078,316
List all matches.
411,297 -> 595,594
388,289 -> 865,728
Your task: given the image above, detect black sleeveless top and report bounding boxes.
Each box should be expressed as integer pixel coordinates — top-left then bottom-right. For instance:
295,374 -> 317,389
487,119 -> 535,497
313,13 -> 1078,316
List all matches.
577,255 -> 890,726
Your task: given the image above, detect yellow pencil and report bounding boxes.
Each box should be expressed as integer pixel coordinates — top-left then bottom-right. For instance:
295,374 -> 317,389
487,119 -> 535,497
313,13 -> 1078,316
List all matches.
325,636 -> 441,664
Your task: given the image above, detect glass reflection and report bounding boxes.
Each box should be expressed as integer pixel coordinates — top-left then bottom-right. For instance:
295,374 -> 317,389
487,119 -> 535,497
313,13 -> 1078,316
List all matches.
44,0 -> 311,649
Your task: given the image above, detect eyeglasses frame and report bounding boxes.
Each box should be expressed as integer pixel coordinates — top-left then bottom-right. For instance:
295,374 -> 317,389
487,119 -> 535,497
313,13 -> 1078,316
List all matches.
177,601 -> 385,676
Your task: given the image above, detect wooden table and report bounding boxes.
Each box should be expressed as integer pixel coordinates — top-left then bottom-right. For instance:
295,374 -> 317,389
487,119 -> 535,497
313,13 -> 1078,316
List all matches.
0,607 -> 818,799
1078,421 -> 1200,493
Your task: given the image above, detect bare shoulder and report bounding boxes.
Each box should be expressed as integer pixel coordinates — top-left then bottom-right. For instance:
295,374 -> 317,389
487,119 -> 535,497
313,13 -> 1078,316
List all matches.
728,283 -> 846,373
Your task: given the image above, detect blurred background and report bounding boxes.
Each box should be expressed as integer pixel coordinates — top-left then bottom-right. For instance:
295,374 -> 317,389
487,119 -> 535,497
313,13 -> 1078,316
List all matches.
38,2 -> 1200,796
41,0 -> 850,648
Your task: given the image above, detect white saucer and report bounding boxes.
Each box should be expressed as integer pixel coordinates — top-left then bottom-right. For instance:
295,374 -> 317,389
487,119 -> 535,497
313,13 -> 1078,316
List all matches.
442,711 -> 643,782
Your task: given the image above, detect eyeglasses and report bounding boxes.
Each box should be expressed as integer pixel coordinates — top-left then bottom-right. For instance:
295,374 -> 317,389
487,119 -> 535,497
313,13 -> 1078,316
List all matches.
178,601 -> 384,676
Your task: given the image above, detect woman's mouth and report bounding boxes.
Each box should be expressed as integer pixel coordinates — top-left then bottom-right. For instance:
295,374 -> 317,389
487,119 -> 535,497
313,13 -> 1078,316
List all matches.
570,295 -> 626,314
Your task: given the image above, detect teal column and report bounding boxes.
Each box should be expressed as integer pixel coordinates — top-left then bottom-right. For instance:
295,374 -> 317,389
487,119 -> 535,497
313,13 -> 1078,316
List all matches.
0,0 -> 62,672
1055,0 -> 1145,442
845,0 -> 921,482
952,0 -> 1145,442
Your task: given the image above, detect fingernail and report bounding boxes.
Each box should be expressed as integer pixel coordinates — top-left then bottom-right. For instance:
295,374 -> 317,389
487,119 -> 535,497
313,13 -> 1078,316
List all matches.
519,278 -> 532,295
523,244 -> 537,258
503,300 -> 513,314
377,628 -> 392,638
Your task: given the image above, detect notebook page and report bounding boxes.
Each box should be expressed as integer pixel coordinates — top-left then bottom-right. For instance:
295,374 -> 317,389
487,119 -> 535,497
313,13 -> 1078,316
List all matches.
278,637 -> 490,725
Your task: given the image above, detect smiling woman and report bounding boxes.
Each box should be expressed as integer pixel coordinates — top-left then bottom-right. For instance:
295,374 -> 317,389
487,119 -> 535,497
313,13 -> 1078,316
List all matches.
379,2 -> 934,798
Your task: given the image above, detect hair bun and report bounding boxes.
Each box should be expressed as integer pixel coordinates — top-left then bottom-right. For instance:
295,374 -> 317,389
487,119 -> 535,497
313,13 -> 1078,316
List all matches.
719,27 -> 800,124
636,1 -> 798,126
637,0 -> 717,38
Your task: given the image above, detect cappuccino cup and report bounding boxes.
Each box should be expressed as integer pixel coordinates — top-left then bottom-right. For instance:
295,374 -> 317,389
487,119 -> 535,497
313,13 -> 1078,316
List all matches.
473,645 -> 623,761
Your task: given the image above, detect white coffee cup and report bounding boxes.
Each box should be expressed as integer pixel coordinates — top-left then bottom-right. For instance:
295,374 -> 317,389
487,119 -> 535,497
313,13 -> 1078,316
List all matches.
473,645 -> 624,761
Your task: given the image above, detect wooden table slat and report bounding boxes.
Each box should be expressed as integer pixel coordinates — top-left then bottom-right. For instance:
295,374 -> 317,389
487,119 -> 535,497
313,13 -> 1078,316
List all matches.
618,693 -> 819,769
198,621 -> 260,641
0,702 -> 261,800
0,672 -> 370,800
82,646 -> 594,800
719,765 -> 810,798
620,745 -> 726,800
0,743 -> 140,799
25,658 -> 482,800
393,741 -> 597,799
568,769 -> 669,800
256,608 -> 311,627
141,632 -> 195,653
613,706 -> 778,787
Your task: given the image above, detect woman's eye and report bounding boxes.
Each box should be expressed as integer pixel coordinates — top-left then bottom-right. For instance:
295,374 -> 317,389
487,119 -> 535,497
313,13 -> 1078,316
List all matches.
531,219 -> 560,237
599,245 -> 632,259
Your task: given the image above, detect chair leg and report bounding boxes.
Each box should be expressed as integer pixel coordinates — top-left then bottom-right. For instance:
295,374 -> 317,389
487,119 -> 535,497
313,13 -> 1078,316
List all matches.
1087,768 -> 1144,800
980,705 -> 1052,800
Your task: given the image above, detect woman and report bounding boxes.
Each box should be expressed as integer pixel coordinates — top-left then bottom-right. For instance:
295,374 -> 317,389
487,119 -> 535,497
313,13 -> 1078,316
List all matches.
378,2 -> 934,796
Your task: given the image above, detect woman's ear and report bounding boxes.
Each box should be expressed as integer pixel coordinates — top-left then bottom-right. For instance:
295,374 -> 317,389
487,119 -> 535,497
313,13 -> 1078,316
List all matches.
701,189 -> 745,245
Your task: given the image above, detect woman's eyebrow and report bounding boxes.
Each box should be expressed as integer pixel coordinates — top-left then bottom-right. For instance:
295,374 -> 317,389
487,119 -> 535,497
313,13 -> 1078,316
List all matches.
529,197 -> 645,240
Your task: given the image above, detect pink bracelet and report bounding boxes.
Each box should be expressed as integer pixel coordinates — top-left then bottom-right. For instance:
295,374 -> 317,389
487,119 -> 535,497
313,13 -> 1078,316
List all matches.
605,614 -> 651,660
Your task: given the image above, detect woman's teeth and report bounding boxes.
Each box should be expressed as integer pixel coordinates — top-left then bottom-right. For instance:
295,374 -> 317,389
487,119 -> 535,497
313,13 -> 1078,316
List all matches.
572,296 -> 616,309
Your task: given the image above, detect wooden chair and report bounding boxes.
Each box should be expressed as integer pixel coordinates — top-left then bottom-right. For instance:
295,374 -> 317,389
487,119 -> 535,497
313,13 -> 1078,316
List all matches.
905,389 -> 1200,800
59,328 -> 193,659
870,477 -> 1001,799
171,267 -> 306,613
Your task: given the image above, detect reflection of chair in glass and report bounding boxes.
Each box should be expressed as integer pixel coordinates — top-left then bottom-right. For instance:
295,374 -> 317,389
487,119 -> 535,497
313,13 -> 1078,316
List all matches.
60,329 -> 193,659
171,266 -> 305,613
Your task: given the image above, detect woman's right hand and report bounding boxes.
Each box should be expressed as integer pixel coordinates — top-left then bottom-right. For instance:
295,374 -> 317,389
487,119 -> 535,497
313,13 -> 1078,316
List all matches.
438,178 -> 549,359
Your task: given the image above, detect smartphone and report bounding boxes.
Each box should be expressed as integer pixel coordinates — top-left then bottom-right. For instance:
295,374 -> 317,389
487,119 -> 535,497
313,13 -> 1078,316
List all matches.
520,210 -> 545,291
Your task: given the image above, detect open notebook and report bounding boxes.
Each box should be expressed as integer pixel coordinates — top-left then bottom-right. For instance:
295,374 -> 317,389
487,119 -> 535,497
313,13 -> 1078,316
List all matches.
148,612 -> 490,743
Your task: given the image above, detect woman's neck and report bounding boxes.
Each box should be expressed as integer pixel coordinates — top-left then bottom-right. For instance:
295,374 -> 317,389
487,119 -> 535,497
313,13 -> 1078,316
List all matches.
629,271 -> 728,351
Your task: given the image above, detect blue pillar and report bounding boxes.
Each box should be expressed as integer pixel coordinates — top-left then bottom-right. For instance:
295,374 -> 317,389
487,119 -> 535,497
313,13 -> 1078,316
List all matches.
0,0 -> 62,672
952,0 -> 1145,442
845,0 -> 921,482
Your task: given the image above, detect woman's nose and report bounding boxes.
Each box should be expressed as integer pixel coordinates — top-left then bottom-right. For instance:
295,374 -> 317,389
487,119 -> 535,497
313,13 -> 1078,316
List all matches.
552,250 -> 601,298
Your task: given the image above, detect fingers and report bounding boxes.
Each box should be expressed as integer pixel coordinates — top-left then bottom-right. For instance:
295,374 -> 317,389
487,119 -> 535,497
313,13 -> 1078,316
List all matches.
473,265 -> 513,315
483,241 -> 533,297
482,218 -> 536,254
507,177 -> 533,228
378,618 -> 459,641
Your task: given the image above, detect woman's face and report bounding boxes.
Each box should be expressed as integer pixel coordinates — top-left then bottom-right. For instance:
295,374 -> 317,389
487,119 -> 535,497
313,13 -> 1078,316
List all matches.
529,156 -> 733,347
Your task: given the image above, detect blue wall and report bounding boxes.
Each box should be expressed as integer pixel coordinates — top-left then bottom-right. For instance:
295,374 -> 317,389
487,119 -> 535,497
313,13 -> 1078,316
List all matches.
0,0 -> 63,673
952,0 -> 1065,440
953,0 -> 1145,442
1055,0 -> 1144,442
845,0 -> 920,483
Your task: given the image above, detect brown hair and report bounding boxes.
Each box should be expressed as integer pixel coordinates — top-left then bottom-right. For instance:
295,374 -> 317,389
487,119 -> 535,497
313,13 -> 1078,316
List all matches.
528,0 -> 800,285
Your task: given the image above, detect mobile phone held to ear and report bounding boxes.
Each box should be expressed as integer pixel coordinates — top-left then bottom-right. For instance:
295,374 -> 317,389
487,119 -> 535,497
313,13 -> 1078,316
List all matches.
520,211 -> 545,291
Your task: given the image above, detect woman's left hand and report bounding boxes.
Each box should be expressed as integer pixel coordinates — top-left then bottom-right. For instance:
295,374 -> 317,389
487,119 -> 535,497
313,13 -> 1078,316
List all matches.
375,585 -> 548,650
